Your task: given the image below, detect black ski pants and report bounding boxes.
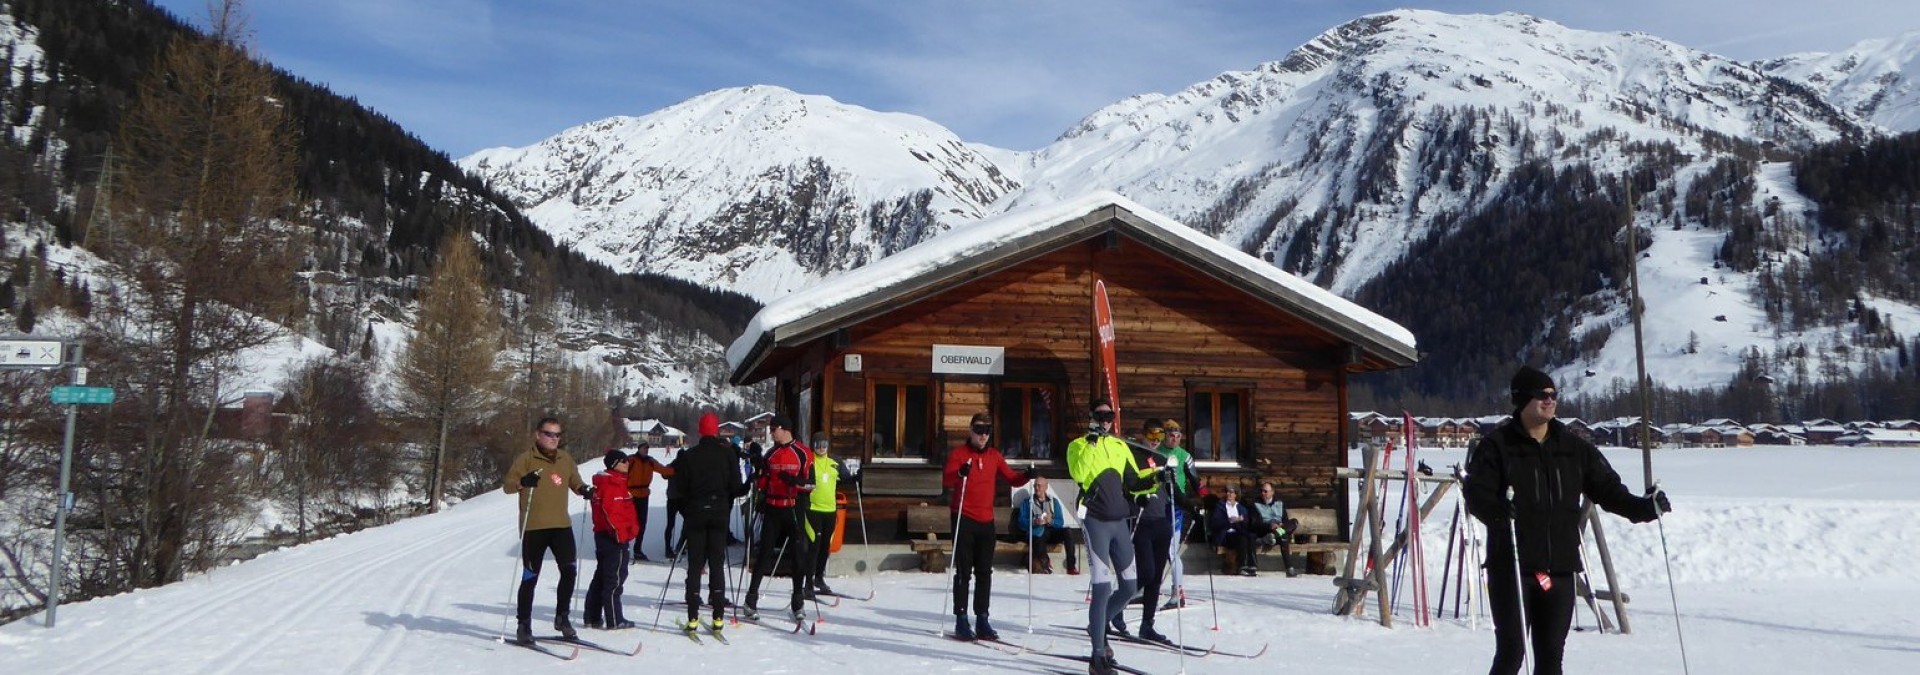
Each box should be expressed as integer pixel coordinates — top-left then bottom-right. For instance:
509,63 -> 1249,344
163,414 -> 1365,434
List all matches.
584,531 -> 631,625
951,517 -> 998,617
663,497 -> 685,555
747,503 -> 811,611
682,507 -> 730,621
628,498 -> 650,558
807,508 -> 837,584
1131,516 -> 1173,627
1487,566 -> 1576,675
516,527 -> 578,627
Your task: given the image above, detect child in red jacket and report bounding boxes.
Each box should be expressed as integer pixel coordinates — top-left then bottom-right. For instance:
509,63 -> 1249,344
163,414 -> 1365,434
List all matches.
584,449 -> 641,629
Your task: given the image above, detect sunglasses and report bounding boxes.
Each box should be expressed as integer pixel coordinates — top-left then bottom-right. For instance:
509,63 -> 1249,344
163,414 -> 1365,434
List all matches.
971,425 -> 993,435
1528,389 -> 1559,401
537,430 -> 564,439
1092,410 -> 1116,422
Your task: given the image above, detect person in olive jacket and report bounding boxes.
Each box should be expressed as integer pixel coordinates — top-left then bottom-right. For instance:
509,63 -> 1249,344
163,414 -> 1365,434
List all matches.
1463,367 -> 1672,675
503,417 -> 592,645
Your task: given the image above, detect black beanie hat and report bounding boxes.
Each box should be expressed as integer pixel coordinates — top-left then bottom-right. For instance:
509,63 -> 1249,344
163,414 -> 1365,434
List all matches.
603,448 -> 629,470
1510,366 -> 1556,407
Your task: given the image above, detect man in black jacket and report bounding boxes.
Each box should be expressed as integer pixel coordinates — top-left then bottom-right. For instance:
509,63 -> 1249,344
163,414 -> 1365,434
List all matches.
671,412 -> 749,635
1463,366 -> 1672,675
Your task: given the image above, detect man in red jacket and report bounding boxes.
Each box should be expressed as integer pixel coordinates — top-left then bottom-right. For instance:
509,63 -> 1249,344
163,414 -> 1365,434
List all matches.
942,412 -> 1035,641
584,449 -> 640,629
743,415 -> 815,622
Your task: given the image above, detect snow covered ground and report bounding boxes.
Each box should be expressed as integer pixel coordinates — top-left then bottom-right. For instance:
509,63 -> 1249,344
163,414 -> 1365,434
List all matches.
3,446 -> 1917,674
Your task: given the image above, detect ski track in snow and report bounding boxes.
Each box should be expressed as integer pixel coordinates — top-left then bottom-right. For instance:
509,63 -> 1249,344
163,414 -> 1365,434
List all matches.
6,447 -> 1920,674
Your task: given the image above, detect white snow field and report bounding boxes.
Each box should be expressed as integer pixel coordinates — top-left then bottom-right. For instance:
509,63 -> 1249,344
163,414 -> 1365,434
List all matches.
3,446 -> 1917,674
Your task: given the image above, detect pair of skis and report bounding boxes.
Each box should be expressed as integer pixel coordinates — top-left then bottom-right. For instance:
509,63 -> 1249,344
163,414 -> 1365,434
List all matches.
501,633 -> 644,660
681,622 -> 731,645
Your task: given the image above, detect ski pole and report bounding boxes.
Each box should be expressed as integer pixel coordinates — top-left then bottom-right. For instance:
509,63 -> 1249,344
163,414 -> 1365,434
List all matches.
1653,482 -> 1692,675
1505,487 -> 1532,675
935,467 -> 972,635
649,525 -> 690,629
1437,498 -> 1461,621
1203,508 -> 1220,631
855,481 -> 874,599
1026,495 -> 1035,634
499,489 -> 535,641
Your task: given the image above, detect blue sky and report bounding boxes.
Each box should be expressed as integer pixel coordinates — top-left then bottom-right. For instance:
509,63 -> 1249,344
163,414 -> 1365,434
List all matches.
152,1 -> 1920,158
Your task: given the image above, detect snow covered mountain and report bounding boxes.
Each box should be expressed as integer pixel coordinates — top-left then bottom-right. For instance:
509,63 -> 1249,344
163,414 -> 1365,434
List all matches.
1759,30 -> 1920,134
462,10 -> 1920,400
461,85 -> 1020,298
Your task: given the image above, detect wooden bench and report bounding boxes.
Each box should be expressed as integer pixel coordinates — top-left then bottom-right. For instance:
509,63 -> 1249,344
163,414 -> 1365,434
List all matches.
1216,507 -> 1343,574
905,504 -> 1049,572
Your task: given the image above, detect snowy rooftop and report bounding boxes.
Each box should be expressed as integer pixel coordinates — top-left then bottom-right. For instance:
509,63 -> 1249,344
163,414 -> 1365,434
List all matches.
725,192 -> 1417,382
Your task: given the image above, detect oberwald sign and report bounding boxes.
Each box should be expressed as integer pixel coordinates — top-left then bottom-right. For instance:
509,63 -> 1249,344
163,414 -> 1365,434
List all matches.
931,344 -> 1005,376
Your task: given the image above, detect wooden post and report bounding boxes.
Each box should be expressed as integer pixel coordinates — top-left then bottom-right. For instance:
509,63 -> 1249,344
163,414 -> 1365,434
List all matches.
1586,506 -> 1633,634
1334,442 -> 1384,617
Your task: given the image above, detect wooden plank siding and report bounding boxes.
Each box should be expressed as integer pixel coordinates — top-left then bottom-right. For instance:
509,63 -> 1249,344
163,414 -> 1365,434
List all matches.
771,233 -> 1358,537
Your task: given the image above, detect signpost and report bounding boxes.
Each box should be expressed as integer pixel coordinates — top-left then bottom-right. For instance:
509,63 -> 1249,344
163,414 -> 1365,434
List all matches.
1,337 -> 100,628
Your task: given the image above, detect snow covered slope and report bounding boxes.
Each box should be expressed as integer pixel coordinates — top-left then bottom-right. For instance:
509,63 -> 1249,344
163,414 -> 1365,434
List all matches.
1760,30 -> 1920,133
462,10 -> 1920,396
3,446 -> 1915,673
461,85 -> 1020,298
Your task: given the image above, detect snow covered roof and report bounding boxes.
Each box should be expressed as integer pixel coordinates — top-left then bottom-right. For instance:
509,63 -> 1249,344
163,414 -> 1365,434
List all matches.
725,192 -> 1418,383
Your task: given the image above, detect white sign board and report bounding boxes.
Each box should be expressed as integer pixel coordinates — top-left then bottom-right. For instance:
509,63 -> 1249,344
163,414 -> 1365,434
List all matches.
932,344 -> 1005,376
0,338 -> 63,368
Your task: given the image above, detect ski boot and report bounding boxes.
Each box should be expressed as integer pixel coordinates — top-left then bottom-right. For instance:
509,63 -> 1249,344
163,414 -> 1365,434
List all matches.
952,614 -> 976,641
553,613 -> 578,639
975,614 -> 999,641
513,622 -> 534,646
1138,622 -> 1169,644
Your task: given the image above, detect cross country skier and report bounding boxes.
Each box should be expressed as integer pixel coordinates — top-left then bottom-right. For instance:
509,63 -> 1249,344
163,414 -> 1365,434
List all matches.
1067,400 -> 1162,675
671,412 -> 749,636
743,415 -> 815,622
624,442 -> 673,562
807,432 -> 857,598
1463,366 -> 1672,675
583,449 -> 639,629
502,417 -> 592,645
942,412 -> 1035,641
1112,418 -> 1179,643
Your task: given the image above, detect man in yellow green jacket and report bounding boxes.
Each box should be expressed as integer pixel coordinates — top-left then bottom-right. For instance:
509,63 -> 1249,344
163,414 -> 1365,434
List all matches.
503,417 -> 590,645
1067,400 -> 1161,675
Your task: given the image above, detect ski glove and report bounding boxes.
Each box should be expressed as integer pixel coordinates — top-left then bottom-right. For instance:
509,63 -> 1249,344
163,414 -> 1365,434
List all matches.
1022,467 -> 1040,481
519,470 -> 541,488
580,486 -> 595,500
956,462 -> 972,478
1647,486 -> 1672,515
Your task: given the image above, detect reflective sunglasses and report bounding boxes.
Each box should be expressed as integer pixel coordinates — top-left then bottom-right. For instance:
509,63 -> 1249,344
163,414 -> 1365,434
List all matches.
1091,410 -> 1116,423
1528,389 -> 1559,401
971,424 -> 994,436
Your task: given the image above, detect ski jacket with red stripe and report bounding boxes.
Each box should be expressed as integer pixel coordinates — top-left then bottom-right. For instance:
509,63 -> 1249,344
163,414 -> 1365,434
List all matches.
590,471 -> 640,543
755,441 -> 815,508
942,443 -> 1030,524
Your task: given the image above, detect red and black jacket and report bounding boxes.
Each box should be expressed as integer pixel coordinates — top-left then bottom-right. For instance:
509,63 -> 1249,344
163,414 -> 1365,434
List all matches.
755,441 -> 815,508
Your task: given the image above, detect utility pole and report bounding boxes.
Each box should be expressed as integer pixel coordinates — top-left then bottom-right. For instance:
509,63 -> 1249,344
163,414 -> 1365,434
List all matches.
1624,178 -> 1656,491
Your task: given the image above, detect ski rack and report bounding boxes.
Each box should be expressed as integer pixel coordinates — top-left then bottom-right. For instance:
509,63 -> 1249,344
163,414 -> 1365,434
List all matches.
1330,439 -> 1456,627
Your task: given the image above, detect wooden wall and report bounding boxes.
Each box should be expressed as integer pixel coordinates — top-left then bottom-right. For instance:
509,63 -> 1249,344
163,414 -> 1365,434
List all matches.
789,229 -> 1359,529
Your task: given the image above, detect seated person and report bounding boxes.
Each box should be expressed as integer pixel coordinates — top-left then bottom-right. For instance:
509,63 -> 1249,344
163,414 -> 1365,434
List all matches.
1208,484 -> 1258,576
1013,476 -> 1079,574
1248,481 -> 1302,577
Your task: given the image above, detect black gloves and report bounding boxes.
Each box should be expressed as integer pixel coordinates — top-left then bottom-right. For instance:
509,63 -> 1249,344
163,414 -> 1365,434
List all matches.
580,486 -> 595,500
519,470 -> 540,488
956,462 -> 972,478
1647,486 -> 1673,515
1022,467 -> 1040,480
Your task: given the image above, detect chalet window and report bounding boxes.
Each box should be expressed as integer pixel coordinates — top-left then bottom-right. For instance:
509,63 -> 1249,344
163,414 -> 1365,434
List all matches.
1188,387 -> 1248,463
995,383 -> 1058,460
871,381 -> 932,460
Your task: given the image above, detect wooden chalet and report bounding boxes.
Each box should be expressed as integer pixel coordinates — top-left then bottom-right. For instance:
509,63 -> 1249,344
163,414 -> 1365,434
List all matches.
725,193 -> 1417,539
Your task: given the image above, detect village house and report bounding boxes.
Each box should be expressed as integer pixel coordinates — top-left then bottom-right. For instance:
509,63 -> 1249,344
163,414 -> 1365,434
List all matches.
724,193 -> 1417,538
